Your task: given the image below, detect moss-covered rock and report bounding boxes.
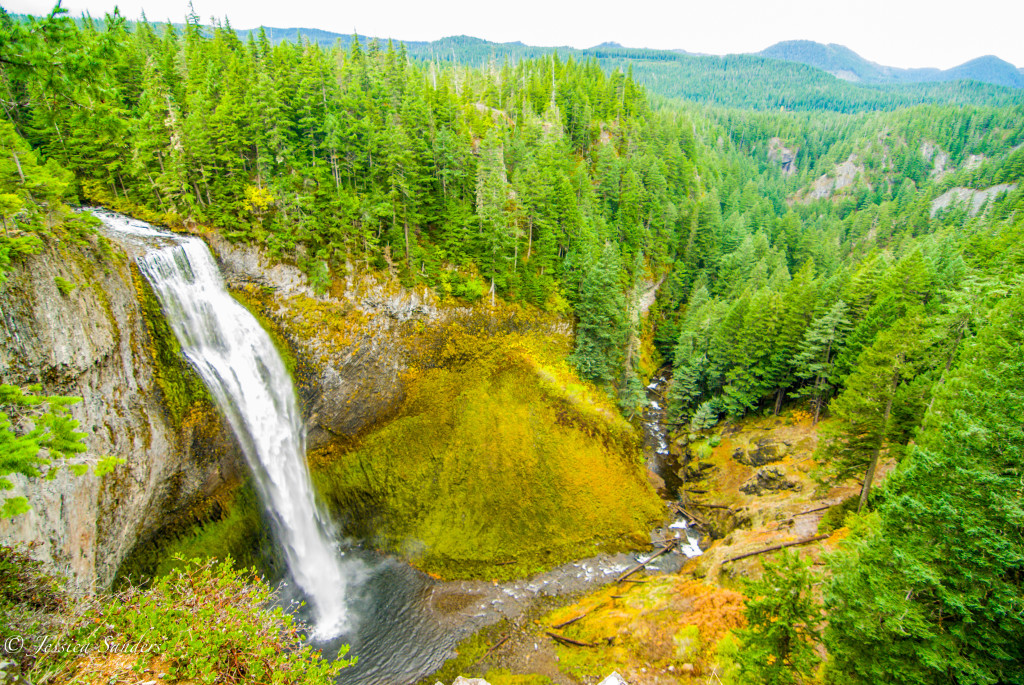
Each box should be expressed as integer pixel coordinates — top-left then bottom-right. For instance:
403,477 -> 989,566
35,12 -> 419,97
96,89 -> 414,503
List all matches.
311,322 -> 664,580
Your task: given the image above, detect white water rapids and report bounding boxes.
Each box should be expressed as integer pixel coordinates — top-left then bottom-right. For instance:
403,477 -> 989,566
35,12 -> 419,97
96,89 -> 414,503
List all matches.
97,212 -> 352,638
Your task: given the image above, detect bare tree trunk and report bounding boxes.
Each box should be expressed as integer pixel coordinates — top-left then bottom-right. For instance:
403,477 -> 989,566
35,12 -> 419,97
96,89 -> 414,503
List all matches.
11,153 -> 26,184
527,217 -> 533,261
812,338 -> 834,426
403,218 -> 410,266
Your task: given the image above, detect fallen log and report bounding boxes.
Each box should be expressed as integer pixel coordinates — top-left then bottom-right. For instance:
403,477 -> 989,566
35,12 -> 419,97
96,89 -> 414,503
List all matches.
615,540 -> 677,583
794,505 -> 832,517
672,503 -> 708,526
472,635 -> 510,665
687,502 -> 732,510
552,607 -> 594,630
722,534 -> 830,564
682,488 -> 708,494
546,632 -> 597,648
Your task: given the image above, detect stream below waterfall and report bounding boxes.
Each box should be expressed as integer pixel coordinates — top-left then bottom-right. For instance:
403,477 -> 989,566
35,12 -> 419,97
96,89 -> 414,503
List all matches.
96,210 -> 700,685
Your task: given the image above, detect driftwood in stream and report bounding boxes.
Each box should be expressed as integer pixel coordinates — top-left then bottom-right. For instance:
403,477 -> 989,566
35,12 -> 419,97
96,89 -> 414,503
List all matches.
615,540 -> 677,583
672,503 -> 708,526
546,632 -> 597,648
722,534 -> 830,564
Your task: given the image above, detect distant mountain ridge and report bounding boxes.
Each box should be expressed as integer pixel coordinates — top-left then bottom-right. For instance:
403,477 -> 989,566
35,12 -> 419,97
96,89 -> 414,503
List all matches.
248,29 -> 1022,91
12,14 -> 1024,110
756,40 -> 1024,90
229,27 -> 1022,109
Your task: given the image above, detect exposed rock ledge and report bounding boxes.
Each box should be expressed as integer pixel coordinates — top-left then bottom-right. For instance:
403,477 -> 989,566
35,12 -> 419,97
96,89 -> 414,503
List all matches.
929,183 -> 1017,218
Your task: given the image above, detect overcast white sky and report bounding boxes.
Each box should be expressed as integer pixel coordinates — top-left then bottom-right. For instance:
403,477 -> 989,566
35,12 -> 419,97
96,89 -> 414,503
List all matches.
5,0 -> 1022,70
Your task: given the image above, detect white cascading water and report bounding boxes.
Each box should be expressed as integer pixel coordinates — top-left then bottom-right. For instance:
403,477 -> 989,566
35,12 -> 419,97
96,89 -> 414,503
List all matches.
98,212 -> 351,638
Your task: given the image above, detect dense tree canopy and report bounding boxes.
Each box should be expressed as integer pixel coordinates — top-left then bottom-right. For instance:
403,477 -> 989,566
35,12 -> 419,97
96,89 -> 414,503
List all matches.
2,7 -> 1024,676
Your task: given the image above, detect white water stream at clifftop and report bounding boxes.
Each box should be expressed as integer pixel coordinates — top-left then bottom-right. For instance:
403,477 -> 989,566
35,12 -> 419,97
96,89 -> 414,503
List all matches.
97,212 -> 352,638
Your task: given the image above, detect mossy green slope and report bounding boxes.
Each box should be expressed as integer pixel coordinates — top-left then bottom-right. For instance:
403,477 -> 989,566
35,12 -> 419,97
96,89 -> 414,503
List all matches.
312,325 -> 664,579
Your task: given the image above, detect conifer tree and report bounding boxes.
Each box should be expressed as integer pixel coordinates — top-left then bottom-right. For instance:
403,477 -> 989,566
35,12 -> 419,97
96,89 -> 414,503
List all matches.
815,314 -> 928,511
569,241 -> 626,388
824,288 -> 1024,684
792,299 -> 851,424
736,551 -> 823,685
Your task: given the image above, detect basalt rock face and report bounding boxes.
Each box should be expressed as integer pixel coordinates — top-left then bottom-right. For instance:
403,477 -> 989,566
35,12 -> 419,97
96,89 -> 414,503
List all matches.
0,234 -> 243,590
206,233 -> 437,451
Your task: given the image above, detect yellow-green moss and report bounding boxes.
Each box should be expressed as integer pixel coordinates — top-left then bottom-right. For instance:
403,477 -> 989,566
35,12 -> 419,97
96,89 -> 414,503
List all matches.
542,577 -> 746,680
485,670 -> 553,685
637,310 -> 664,381
132,272 -> 214,427
415,628 -> 500,685
312,323 -> 664,580
229,286 -> 300,377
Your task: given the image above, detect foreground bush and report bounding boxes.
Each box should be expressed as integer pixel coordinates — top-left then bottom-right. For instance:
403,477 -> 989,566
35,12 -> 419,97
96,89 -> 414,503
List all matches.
0,550 -> 352,684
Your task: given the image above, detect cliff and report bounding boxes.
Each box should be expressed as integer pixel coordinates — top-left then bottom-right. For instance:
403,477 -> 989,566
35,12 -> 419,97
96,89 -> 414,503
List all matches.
203,233 -> 662,578
1,221 -> 662,588
0,232 -> 245,589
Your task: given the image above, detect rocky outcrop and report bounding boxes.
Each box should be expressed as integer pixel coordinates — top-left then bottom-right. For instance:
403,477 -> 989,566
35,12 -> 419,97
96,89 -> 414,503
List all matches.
794,155 -> 865,203
740,467 -> 799,495
929,183 -> 1017,218
0,234 -> 243,590
732,438 -> 790,466
767,137 -> 798,175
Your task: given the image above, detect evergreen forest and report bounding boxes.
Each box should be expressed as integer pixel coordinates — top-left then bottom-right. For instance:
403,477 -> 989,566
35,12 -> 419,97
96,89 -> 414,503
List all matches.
1,5 -> 1023,684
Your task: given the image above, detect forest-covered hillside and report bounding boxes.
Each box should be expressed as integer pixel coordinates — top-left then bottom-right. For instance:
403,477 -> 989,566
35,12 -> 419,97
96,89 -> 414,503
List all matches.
2,5 -> 1023,683
758,39 -> 1024,90
10,10 -> 1024,111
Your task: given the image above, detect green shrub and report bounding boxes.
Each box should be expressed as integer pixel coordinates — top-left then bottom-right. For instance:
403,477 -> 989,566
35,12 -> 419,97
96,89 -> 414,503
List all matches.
57,557 -> 353,684
818,495 -> 860,535
0,543 -> 68,674
54,276 -> 76,296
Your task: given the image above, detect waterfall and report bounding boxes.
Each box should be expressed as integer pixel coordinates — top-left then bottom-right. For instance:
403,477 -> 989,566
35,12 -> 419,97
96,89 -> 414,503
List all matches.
98,212 -> 352,638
